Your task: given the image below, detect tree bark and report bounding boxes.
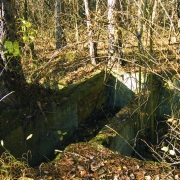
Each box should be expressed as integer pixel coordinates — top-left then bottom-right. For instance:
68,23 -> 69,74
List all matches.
84,0 -> 97,65
24,0 -> 28,21
0,1 -> 6,70
177,0 -> 180,27
108,0 -> 123,66
0,0 -> 25,80
149,0 -> 157,143
55,0 -> 61,49
55,0 -> 66,49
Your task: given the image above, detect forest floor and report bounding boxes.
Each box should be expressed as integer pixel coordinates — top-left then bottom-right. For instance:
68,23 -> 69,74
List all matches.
1,141 -> 179,179
6,142 -> 179,179
21,38 -> 180,89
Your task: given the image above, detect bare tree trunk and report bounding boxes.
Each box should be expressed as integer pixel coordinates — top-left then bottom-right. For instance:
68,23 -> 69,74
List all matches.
24,0 -> 28,21
108,0 -> 116,65
150,0 -> 157,54
84,0 -> 97,65
0,1 -> 6,70
73,0 -> 79,43
55,0 -> 62,49
135,0 -> 147,149
135,0 -> 148,93
177,0 -> 180,27
149,0 -> 157,143
136,0 -> 144,49
56,0 -> 66,49
0,0 -> 25,80
108,0 -> 123,66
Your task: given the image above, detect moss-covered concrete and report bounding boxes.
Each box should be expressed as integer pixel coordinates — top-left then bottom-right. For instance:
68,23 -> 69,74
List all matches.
0,70 -> 107,166
90,104 -> 137,156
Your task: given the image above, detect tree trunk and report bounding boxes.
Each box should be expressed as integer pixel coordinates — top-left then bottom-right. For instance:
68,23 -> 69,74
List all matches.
177,0 -> 180,27
108,0 -> 123,66
55,0 -> 61,49
136,0 -> 147,92
0,0 -> 25,80
136,0 -> 143,48
55,0 -> 66,49
149,0 -> 157,54
149,0 -> 157,143
0,1 -> 6,70
136,0 -> 147,150
24,0 -> 28,21
84,0 -> 97,65
73,0 -> 79,43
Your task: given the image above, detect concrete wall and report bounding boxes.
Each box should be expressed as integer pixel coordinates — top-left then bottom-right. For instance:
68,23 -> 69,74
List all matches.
107,70 -> 147,109
91,70 -> 180,157
90,105 -> 136,156
0,71 -> 107,166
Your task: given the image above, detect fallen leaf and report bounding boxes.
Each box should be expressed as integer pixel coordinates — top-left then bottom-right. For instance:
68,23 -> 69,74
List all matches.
1,140 -> 4,146
169,149 -> 175,156
161,146 -> 168,152
44,170 -> 49,174
26,134 -> 33,140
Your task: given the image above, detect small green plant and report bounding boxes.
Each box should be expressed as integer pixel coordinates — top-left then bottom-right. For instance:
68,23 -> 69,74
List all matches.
3,18 -> 38,60
57,130 -> 67,141
4,40 -> 21,59
17,18 -> 37,60
19,18 -> 37,44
